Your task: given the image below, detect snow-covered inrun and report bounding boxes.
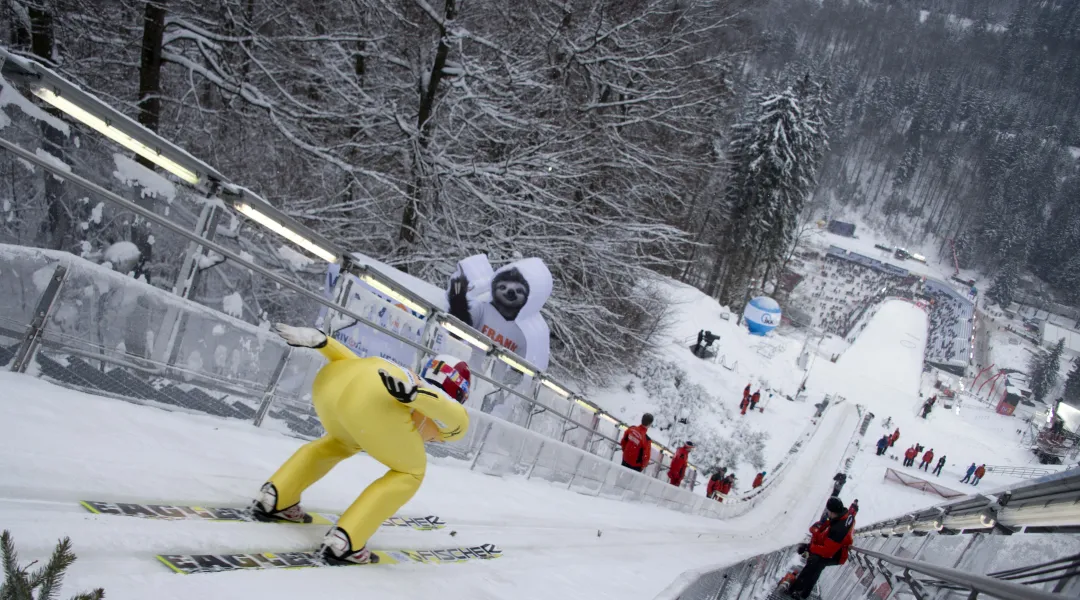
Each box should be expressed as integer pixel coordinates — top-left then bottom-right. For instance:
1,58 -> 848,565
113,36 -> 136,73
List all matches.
0,372 -> 858,600
0,275 -> 1052,599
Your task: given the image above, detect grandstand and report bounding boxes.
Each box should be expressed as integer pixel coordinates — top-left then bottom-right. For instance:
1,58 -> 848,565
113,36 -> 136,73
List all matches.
923,279 -> 975,374
789,246 -> 973,375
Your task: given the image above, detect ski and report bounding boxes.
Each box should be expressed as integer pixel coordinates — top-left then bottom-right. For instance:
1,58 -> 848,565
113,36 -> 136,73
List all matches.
156,544 -> 502,574
79,500 -> 445,531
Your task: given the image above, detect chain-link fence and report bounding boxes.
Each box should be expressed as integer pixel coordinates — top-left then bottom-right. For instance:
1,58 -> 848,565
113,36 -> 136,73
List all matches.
2,243 -> 812,520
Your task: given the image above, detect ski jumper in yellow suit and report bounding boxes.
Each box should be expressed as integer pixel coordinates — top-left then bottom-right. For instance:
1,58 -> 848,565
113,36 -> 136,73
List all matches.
266,337 -> 469,550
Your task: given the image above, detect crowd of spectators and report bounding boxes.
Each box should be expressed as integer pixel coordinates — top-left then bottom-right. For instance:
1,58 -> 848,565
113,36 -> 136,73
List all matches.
924,280 -> 974,366
793,250 -> 973,368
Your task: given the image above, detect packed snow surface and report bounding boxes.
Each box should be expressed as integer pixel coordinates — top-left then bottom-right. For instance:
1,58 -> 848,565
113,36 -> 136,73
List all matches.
0,372 -> 858,600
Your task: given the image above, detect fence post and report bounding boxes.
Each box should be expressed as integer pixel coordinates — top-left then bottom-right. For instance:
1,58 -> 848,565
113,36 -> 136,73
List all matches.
410,314 -> 440,373
253,347 -> 292,426
566,453 -> 587,489
469,421 -> 494,471
525,442 -> 546,480
11,264 -> 67,373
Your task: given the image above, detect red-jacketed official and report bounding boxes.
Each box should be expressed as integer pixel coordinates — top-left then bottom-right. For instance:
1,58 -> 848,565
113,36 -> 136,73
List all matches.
789,497 -> 854,599
620,413 -> 654,472
668,442 -> 694,486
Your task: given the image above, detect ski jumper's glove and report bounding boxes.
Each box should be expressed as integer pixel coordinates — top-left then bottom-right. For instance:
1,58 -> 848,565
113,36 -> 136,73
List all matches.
273,323 -> 328,348
379,369 -> 418,404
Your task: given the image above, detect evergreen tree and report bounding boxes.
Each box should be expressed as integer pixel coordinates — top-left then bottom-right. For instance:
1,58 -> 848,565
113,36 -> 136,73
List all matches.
1,531 -> 104,600
988,260 -> 1019,307
1063,358 -> 1080,407
712,78 -> 828,307
1029,339 -> 1066,405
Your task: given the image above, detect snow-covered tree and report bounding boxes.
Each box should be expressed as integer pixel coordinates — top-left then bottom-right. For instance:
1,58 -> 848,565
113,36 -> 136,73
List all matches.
988,260 -> 1019,307
708,77 -> 828,307
1063,359 -> 1080,407
1029,339 -> 1066,405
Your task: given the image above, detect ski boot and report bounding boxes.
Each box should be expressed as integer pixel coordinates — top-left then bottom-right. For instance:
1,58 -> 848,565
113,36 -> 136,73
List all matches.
250,482 -> 313,523
319,527 -> 379,565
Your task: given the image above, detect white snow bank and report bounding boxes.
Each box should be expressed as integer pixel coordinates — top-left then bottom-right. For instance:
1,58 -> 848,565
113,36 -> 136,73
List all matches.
0,372 -> 859,600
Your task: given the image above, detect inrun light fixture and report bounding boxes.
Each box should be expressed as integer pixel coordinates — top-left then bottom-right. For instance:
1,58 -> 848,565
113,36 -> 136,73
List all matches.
358,274 -> 429,316
574,397 -> 597,413
32,87 -> 200,185
234,202 -> 339,264
541,377 -> 572,398
498,353 -> 535,377
439,318 -> 492,352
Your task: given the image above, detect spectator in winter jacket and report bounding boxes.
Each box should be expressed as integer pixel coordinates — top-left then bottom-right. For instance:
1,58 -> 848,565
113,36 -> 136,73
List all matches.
740,396 -> 750,415
919,449 -> 934,471
743,384 -> 751,404
706,470 -> 725,499
849,499 -> 859,515
750,391 -> 761,410
960,462 -> 977,483
876,435 -> 889,456
752,471 -> 765,488
903,446 -> 918,467
832,472 -> 847,496
932,455 -> 946,476
788,497 -> 855,600
667,442 -> 694,487
971,464 -> 986,485
715,474 -> 735,502
889,428 -> 900,447
620,413 -> 653,472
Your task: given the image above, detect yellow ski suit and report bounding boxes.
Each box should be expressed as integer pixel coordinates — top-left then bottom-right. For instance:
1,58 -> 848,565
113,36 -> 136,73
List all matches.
266,338 -> 469,550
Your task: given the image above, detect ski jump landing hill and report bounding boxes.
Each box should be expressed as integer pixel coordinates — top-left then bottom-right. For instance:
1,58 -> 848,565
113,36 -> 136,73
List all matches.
0,244 -> 864,600
793,243 -> 975,376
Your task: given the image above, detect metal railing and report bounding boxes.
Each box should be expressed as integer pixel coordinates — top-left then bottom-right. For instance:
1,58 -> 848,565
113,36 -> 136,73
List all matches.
0,243 -> 818,520
984,465 -> 1062,480
657,473 -> 1080,599
0,50 -> 712,477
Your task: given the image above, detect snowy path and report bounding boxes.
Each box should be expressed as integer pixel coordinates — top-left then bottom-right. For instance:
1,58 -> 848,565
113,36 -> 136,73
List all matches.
0,372 -> 858,600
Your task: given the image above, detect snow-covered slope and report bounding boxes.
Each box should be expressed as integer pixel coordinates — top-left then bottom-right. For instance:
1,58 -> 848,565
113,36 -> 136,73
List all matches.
802,300 -> 1038,524
0,372 -> 857,600
582,278 -> 818,490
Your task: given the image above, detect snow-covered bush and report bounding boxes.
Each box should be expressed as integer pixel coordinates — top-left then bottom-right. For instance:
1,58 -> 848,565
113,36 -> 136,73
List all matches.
631,359 -> 769,475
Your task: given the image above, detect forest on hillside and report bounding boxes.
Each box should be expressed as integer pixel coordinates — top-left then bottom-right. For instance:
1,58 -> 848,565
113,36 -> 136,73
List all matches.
741,0 -> 1080,307
1,0 -> 1078,380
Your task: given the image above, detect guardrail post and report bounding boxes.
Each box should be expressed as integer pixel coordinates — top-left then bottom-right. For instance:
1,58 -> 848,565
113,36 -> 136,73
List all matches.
525,442 -> 546,480
410,312 -> 440,372
566,453 -> 587,489
253,347 -> 292,426
469,421 -> 494,471
11,264 -> 67,373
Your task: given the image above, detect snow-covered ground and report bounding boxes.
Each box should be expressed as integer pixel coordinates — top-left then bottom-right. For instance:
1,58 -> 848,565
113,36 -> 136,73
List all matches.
0,372 -> 859,600
0,233 -> 1057,599
582,278 -> 818,490
807,300 -> 1037,524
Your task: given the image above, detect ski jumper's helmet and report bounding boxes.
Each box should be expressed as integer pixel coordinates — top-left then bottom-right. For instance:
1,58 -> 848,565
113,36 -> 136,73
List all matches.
420,354 -> 471,403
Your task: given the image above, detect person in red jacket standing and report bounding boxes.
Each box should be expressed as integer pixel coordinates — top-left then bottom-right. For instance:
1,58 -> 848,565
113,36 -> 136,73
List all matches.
706,469 -> 726,499
620,413 -> 653,472
667,441 -> 695,486
789,497 -> 854,599
919,448 -> 935,471
750,390 -> 761,411
752,471 -> 765,488
889,428 -> 900,447
903,446 -> 918,467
